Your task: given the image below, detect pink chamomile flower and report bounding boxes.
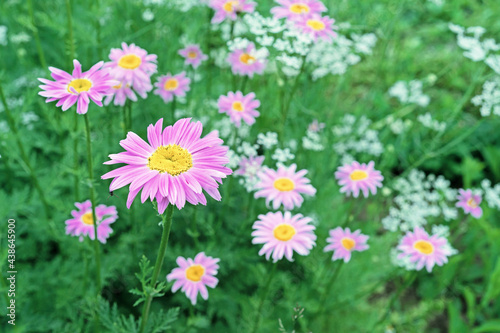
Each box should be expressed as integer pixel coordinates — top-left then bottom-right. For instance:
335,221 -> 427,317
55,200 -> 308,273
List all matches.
65,200 -> 118,244
294,14 -> 337,42
456,189 -> 483,218
217,91 -> 260,127
154,72 -> 191,103
105,42 -> 157,93
254,163 -> 316,210
38,59 -> 116,115
252,211 -> 316,262
104,81 -> 139,107
396,227 -> 454,273
227,42 -> 267,78
167,252 -> 220,305
101,118 -> 232,213
334,161 -> 383,198
270,0 -> 327,22
323,227 -> 369,263
209,0 -> 257,24
178,44 -> 209,69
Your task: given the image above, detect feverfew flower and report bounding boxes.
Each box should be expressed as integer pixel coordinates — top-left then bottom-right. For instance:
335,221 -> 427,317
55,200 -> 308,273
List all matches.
154,72 -> 191,103
251,211 -> 317,262
449,23 -> 500,62
271,148 -> 295,164
388,80 -> 430,107
335,161 -> 383,198
254,164 -> 316,210
217,91 -> 260,127
65,200 -> 118,244
294,14 -> 337,42
227,42 -> 267,77
324,227 -> 369,263
209,0 -> 257,24
166,252 -> 220,305
179,44 -> 209,69
257,131 -> 278,149
471,78 -> 500,117
270,0 -> 326,22
396,227 -> 454,273
456,189 -> 483,218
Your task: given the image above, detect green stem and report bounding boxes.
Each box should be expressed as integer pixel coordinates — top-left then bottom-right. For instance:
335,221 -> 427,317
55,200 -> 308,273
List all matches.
65,0 -> 76,65
319,261 -> 344,312
240,76 -> 249,92
127,100 -> 133,131
122,104 -> 128,137
171,97 -> 176,124
83,114 -> 102,294
138,205 -> 175,333
27,0 -> 47,69
252,263 -> 277,333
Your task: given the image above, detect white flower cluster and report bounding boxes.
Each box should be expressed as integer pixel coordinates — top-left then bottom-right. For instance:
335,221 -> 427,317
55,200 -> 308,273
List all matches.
332,114 -> 384,164
481,179 -> 500,210
146,0 -> 205,12
471,78 -> 500,117
387,117 -> 412,135
257,131 -> 278,149
417,113 -> 446,132
272,148 -> 294,164
449,23 -> 500,62
302,130 -> 324,151
382,170 -> 458,232
388,80 -> 430,107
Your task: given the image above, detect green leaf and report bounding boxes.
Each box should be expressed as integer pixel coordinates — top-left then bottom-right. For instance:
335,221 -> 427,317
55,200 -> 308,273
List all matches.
482,257 -> 500,307
473,320 -> 500,333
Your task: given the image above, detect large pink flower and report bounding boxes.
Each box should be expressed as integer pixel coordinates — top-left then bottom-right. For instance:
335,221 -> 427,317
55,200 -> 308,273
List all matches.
178,44 -> 208,69
101,118 -> 232,213
252,211 -> 316,262
227,42 -> 267,78
154,72 -> 191,103
324,227 -> 369,263
209,0 -> 257,24
38,59 -> 115,114
334,161 -> 383,198
456,189 -> 483,218
217,91 -> 260,127
294,14 -> 337,42
167,252 -> 220,305
254,164 -> 316,210
270,0 -> 327,22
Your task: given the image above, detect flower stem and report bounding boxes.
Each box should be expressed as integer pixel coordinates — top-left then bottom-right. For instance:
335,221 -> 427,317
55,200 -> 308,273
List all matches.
83,113 -> 102,294
65,0 -> 76,64
319,261 -> 344,330
252,263 -> 277,333
138,204 -> 174,333
27,0 -> 47,69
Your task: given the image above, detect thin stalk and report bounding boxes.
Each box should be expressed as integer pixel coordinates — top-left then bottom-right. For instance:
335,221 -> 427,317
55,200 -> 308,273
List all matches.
127,100 -> 133,131
122,104 -> 128,137
240,76 -> 249,92
319,261 -> 344,317
171,97 -> 176,123
27,0 -> 47,69
252,263 -> 277,333
65,0 -> 76,66
84,114 -> 102,294
138,205 -> 175,333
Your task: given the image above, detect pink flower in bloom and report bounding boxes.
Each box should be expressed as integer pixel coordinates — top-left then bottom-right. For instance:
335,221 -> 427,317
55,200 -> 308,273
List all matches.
104,81 -> 140,107
154,72 -> 191,103
397,227 -> 454,273
456,189 -> 483,218
235,155 -> 265,181
294,14 -> 337,42
167,252 -> 220,305
65,200 -> 118,244
252,211 -> 316,262
254,164 -> 316,210
324,227 -> 369,263
308,119 -> 325,132
335,161 -> 383,198
270,0 -> 327,22
217,91 -> 260,127
227,42 -> 267,78
105,42 -> 157,93
38,59 -> 115,114
101,118 -> 232,213
209,0 -> 256,24
178,44 -> 208,69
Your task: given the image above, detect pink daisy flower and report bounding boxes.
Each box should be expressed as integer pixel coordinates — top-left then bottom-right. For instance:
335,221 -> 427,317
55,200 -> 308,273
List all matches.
294,14 -> 337,42
227,42 -> 267,78
235,155 -> 265,180
166,252 -> 220,305
154,72 -> 191,103
308,119 -> 325,132
38,59 -> 115,115
397,227 -> 454,273
105,42 -> 157,93
209,0 -> 257,24
254,164 -> 316,210
101,118 -> 232,213
217,91 -> 260,127
65,200 -> 118,244
323,227 -> 369,263
456,189 -> 483,218
178,44 -> 209,69
103,81 -> 140,107
252,211 -> 316,262
270,0 -> 327,21
334,161 -> 383,198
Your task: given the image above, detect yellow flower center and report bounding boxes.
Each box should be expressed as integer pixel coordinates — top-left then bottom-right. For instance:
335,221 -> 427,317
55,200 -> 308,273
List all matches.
187,51 -> 197,59
273,224 -> 296,241
81,212 -> 94,225
232,101 -> 244,112
239,53 -> 256,65
118,54 -> 142,69
341,237 -> 356,251
413,240 -> 434,255
290,3 -> 310,14
306,19 -> 325,31
185,264 -> 205,282
223,0 -> 238,12
467,198 -> 478,208
112,83 -> 122,90
273,178 -> 295,192
164,78 -> 179,91
147,144 -> 193,176
67,78 -> 92,94
349,170 -> 368,181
